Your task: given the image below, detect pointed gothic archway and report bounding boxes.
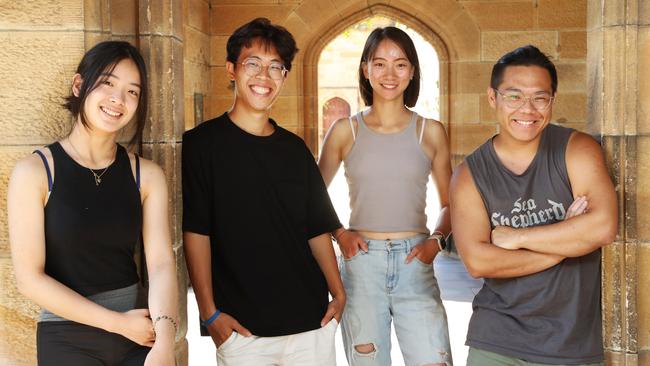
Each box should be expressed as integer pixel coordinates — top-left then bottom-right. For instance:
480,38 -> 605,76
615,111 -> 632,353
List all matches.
300,4 -> 450,154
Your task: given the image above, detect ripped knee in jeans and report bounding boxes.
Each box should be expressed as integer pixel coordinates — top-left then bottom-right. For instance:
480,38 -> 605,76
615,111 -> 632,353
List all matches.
353,343 -> 376,357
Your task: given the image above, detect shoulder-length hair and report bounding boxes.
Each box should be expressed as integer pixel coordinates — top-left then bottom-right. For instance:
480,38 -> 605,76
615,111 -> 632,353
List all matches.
64,41 -> 148,150
358,27 -> 420,107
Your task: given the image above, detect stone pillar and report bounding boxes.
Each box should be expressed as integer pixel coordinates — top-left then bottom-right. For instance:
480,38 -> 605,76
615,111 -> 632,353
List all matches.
587,0 -> 650,364
138,0 -> 188,364
0,0 -> 188,364
0,1 -> 85,363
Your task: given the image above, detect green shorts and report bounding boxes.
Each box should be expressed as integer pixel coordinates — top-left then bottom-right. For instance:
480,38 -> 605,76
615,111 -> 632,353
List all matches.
467,347 -> 604,366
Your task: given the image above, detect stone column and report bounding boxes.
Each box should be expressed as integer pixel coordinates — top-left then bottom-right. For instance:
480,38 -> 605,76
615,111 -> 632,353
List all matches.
138,0 -> 188,364
587,0 -> 650,364
0,1 -> 85,363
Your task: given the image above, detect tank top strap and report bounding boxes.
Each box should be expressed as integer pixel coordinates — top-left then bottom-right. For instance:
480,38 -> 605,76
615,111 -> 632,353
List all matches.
46,142 -> 69,184
113,144 -> 141,190
114,143 -> 128,160
48,141 -> 65,160
355,111 -> 368,134
405,110 -> 418,136
347,116 -> 356,141
418,115 -> 426,144
135,154 -> 140,190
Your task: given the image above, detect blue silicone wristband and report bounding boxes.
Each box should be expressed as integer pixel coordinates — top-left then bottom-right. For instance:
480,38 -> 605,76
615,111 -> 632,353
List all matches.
201,309 -> 221,327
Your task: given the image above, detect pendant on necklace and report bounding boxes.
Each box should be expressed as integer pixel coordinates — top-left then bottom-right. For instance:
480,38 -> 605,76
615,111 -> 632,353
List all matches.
92,172 -> 101,186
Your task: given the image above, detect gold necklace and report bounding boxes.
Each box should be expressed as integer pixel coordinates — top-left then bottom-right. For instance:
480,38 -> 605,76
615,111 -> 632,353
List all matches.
66,138 -> 116,186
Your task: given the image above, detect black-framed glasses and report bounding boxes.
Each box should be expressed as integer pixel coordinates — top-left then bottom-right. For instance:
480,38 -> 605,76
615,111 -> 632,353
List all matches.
493,88 -> 554,111
240,59 -> 288,80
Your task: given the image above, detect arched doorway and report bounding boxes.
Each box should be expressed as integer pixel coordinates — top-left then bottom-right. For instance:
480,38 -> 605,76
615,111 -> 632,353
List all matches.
301,4 -> 450,155
316,15 -> 440,149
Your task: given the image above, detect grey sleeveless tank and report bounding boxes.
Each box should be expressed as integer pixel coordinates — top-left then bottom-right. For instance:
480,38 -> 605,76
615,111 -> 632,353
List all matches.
344,111 -> 431,233
465,124 -> 603,364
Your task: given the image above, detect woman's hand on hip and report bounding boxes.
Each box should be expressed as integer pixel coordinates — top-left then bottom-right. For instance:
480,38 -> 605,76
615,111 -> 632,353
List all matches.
116,308 -> 156,347
406,239 -> 440,265
337,230 -> 368,259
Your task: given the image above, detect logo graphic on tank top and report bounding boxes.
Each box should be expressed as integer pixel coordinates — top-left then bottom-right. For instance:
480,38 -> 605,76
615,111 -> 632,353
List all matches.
491,197 -> 566,228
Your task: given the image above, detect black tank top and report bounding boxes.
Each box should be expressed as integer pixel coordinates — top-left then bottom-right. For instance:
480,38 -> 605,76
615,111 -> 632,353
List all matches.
464,124 -> 603,364
42,142 -> 142,296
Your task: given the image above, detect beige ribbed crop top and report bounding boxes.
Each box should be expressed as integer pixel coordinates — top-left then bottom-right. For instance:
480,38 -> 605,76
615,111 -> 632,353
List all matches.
343,111 -> 431,233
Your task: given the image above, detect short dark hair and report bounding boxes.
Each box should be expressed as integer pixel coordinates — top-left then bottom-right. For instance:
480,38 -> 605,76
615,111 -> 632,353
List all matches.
64,41 -> 148,150
226,17 -> 298,71
358,27 -> 420,107
490,45 -> 557,94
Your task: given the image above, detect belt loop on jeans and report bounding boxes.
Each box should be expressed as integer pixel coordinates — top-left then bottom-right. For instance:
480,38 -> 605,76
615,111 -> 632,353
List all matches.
405,238 -> 413,252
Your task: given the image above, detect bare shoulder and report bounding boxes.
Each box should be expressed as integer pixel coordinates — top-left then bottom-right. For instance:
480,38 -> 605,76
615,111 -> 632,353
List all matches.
420,118 -> 449,155
565,131 -> 613,196
9,150 -> 51,199
450,161 -> 472,191
567,130 -> 602,154
327,116 -> 356,141
426,118 -> 446,132
565,131 -> 606,169
12,150 -> 50,182
322,116 -> 357,155
127,153 -> 168,193
425,118 -> 447,140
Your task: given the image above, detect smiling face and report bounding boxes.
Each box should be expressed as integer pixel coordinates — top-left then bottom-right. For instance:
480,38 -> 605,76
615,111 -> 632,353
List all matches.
488,65 -> 554,145
226,40 -> 286,115
75,58 -> 141,135
362,39 -> 414,104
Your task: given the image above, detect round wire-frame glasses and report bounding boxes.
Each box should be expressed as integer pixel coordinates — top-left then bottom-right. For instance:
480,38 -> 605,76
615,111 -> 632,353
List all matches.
240,59 -> 288,80
493,88 -> 554,111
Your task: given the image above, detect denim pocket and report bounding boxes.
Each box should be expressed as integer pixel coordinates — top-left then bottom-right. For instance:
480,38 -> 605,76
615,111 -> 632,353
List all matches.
343,249 -> 364,261
413,255 -> 434,268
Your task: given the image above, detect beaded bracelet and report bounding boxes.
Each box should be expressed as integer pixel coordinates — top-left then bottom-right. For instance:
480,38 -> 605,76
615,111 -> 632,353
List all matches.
153,315 -> 178,334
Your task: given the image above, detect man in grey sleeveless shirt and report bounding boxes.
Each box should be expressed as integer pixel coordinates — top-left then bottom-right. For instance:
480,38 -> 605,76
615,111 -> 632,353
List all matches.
449,45 -> 617,366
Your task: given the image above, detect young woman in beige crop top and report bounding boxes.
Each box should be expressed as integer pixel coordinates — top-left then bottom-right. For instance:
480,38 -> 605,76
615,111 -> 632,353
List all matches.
318,27 -> 453,365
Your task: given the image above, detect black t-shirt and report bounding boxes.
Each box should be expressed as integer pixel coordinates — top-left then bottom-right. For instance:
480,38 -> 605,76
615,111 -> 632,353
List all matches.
182,112 -> 341,337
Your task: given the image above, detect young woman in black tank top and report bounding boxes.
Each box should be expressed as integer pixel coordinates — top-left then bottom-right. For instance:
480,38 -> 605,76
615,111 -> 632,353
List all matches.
7,41 -> 177,365
318,28 -> 453,365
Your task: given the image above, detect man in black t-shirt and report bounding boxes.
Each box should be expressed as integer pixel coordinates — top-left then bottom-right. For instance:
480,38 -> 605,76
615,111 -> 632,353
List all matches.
182,18 -> 345,365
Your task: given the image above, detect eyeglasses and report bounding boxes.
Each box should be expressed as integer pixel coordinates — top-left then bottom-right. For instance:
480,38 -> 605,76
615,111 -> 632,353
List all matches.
240,59 -> 288,80
493,89 -> 554,111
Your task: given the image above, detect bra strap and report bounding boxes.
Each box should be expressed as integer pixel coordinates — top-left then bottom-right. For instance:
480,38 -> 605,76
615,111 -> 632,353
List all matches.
33,150 -> 53,192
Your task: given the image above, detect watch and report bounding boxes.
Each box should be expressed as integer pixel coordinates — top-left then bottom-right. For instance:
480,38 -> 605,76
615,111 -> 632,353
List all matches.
430,232 -> 446,251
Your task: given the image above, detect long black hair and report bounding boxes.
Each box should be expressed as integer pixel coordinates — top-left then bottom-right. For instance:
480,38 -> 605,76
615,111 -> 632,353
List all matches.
64,41 -> 148,150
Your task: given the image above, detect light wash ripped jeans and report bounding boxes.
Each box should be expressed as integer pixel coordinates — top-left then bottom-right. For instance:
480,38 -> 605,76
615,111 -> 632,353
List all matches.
340,234 -> 452,366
